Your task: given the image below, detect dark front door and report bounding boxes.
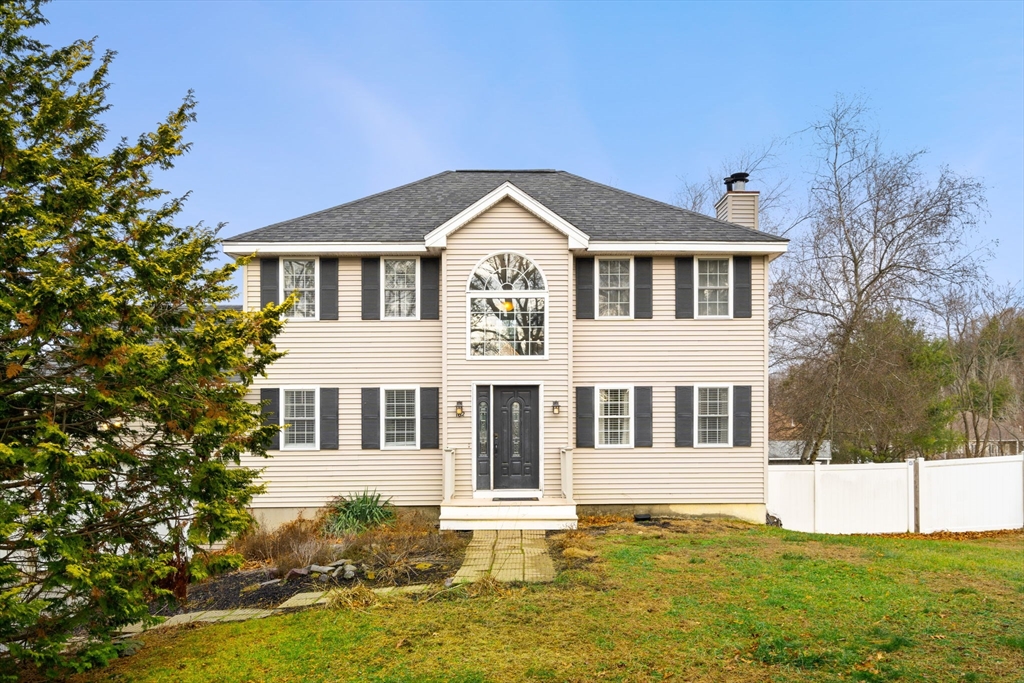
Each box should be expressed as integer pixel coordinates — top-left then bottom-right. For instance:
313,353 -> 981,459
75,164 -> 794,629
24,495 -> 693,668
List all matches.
493,385 -> 540,490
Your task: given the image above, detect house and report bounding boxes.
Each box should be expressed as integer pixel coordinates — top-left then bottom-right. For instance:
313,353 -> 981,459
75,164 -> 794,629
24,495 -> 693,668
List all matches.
767,406 -> 832,464
950,413 -> 1023,457
768,440 -> 832,464
222,170 -> 788,529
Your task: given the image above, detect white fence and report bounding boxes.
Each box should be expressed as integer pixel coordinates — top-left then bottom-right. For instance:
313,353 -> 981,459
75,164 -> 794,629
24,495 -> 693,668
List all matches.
768,454 -> 1024,534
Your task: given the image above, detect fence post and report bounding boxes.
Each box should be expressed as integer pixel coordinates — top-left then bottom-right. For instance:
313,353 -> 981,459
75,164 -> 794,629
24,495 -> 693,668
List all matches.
913,458 -> 921,532
812,460 -> 821,533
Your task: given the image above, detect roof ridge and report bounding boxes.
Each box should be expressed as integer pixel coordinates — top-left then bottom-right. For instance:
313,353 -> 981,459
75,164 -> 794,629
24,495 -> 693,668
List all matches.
224,170 -> 455,241
557,171 -> 786,241
453,169 -> 559,173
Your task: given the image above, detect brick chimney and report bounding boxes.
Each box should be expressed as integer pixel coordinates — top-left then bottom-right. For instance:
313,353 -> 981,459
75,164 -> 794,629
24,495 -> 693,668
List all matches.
714,172 -> 759,230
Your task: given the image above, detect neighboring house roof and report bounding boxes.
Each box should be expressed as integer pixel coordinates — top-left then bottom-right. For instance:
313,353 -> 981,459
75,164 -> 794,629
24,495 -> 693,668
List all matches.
223,170 -> 789,245
951,413 -> 1024,444
769,440 -> 832,462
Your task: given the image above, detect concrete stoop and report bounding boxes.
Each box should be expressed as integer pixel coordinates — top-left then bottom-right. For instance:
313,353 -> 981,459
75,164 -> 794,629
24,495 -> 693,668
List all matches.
440,499 -> 578,531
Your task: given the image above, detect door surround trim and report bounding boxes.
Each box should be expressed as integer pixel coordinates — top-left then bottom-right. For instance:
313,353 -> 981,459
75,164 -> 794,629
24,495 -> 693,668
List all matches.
470,381 -> 545,496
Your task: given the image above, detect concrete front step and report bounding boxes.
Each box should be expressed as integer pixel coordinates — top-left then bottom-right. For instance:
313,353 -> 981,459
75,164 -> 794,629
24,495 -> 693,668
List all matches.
440,500 -> 577,530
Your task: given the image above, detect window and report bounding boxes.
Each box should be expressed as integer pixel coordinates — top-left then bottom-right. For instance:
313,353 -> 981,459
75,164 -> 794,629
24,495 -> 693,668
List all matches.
282,259 -> 317,319
598,387 -> 632,447
383,388 -> 418,448
697,386 -> 730,445
697,258 -> 730,317
468,253 -> 547,357
597,258 -> 631,318
383,258 -> 417,319
283,389 -> 317,448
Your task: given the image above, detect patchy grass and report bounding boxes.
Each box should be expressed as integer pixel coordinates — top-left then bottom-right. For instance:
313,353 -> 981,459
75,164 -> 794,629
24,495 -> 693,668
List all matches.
74,521 -> 1023,683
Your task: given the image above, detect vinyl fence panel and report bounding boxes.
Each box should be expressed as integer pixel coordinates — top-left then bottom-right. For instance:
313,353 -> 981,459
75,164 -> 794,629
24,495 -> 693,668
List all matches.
768,456 -> 1024,535
814,462 -> 914,534
767,466 -> 815,532
918,455 -> 1024,533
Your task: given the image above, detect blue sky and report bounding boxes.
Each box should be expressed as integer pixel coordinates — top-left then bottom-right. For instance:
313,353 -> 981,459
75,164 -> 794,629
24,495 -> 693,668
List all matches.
39,1 -> 1024,288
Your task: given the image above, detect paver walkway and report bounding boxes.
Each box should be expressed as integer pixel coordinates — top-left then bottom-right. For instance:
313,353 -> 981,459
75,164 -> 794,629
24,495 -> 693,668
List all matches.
453,530 -> 556,583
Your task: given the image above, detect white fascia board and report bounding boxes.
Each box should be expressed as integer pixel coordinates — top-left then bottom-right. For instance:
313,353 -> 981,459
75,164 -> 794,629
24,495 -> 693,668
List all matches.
424,181 -> 590,249
585,241 -> 788,255
222,242 -> 429,257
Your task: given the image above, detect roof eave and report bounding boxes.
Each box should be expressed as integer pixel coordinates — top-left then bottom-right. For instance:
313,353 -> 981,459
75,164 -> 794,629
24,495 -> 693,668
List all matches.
585,240 -> 789,256
221,241 -> 430,257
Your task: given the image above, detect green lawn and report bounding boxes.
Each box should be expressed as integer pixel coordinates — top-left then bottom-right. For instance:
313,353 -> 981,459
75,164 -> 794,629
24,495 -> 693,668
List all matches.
79,521 -> 1024,683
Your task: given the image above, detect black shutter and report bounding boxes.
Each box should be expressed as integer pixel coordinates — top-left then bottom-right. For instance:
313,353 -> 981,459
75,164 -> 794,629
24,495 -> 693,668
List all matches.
733,256 -> 752,319
634,257 -> 653,319
635,386 -> 653,447
361,387 -> 380,449
576,386 -> 595,448
420,387 -> 439,449
576,258 -> 594,319
733,385 -> 752,447
361,258 -> 380,320
675,386 -> 693,447
320,388 -> 339,450
675,257 -> 693,319
320,258 -> 338,321
260,258 -> 279,309
420,257 -> 440,320
261,387 -> 279,450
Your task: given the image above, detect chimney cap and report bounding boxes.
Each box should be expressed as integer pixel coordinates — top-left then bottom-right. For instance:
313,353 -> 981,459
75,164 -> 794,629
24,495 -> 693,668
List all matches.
724,172 -> 750,192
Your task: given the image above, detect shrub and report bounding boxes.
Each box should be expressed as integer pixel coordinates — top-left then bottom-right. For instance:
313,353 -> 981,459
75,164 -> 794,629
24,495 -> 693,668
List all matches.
322,489 -> 396,535
228,516 -> 345,576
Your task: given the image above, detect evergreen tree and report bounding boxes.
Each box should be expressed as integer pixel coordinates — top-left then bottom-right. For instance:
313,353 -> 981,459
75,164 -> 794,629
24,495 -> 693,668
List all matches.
0,3 -> 284,675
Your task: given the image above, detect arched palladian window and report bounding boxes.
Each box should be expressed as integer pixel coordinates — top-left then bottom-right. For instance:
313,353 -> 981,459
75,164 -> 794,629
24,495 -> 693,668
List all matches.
467,253 -> 547,357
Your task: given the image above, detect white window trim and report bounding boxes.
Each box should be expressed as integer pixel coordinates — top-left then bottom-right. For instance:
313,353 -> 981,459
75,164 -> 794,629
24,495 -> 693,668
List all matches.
280,386 -> 319,451
465,251 -> 550,361
595,256 -> 634,320
279,257 -> 320,321
380,386 -> 420,450
694,383 -> 732,448
595,384 -> 635,449
694,255 -> 733,320
380,257 -> 421,321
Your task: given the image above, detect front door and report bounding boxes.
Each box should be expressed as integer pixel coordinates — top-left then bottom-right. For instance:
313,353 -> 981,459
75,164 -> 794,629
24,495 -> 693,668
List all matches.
493,386 -> 540,490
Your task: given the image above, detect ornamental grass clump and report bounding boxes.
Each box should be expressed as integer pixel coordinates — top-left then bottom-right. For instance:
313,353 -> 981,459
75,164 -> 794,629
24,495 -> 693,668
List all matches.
228,516 -> 344,576
322,489 -> 396,536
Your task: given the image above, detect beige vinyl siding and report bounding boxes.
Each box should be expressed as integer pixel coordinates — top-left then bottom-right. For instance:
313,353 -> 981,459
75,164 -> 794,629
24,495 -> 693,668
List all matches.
572,256 -> 768,504
241,256 -> 443,507
715,193 -> 759,231
442,199 -> 572,498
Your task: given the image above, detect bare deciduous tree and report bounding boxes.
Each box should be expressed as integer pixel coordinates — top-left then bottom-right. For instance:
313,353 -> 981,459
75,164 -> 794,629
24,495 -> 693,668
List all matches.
772,96 -> 988,462
674,139 -> 796,238
942,284 -> 1024,456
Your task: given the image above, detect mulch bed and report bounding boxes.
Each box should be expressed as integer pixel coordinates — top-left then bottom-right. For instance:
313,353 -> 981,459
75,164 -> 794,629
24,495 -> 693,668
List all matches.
152,543 -> 469,617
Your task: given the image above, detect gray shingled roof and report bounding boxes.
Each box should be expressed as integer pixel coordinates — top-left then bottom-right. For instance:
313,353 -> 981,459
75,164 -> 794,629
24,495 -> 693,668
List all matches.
224,170 -> 788,244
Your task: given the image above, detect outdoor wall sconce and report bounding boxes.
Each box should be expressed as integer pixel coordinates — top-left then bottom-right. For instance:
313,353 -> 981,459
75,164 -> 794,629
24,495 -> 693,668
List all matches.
455,401 -> 464,418
552,401 -> 560,415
